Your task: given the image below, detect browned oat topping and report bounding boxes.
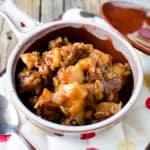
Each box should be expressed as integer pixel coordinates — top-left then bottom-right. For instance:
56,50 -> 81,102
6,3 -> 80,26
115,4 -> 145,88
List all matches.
17,37 -> 131,126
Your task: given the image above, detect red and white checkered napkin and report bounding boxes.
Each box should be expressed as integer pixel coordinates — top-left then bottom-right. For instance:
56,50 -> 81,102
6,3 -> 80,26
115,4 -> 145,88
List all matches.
0,8 -> 150,150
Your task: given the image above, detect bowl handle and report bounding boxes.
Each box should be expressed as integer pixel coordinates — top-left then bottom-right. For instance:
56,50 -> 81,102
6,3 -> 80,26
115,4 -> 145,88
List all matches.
0,0 -> 41,39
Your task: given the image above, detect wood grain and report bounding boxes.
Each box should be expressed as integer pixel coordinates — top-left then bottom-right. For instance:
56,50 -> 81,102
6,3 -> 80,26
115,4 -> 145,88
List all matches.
14,0 -> 41,20
41,0 -> 63,22
83,0 -> 100,14
0,18 -> 17,72
64,0 -> 84,10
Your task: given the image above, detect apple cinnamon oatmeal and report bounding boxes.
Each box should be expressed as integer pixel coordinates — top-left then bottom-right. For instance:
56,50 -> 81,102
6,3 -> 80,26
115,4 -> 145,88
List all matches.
16,37 -> 132,126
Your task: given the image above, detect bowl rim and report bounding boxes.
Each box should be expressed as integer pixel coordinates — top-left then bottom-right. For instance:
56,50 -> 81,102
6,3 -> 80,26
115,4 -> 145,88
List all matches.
7,20 -> 143,133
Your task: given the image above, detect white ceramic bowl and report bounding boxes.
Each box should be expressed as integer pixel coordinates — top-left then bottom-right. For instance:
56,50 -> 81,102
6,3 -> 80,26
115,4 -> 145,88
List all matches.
1,0 -> 143,137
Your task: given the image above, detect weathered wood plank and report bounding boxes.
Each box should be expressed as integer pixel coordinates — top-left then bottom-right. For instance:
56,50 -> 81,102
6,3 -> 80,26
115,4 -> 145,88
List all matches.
0,16 -> 17,72
64,0 -> 84,10
83,0 -> 101,14
41,0 -> 63,22
0,17 -> 4,71
14,0 -> 41,21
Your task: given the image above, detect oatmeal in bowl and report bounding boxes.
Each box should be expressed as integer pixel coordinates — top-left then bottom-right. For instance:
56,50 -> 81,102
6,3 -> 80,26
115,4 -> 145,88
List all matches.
16,36 -> 132,126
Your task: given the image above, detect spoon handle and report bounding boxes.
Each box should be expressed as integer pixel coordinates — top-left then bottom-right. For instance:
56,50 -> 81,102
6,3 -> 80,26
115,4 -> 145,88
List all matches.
18,133 -> 35,150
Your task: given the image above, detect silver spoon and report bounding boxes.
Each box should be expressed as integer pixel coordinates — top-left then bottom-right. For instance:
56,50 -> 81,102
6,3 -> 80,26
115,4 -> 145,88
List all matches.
0,94 -> 33,149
